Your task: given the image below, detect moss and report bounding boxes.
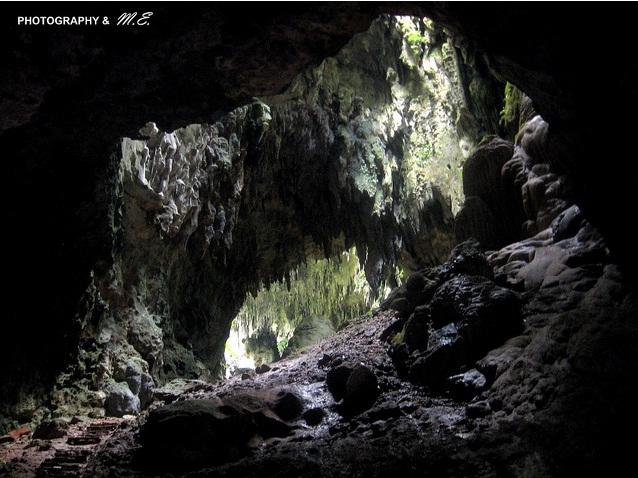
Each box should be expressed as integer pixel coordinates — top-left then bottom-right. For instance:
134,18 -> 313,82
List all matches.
499,82 -> 522,128
276,338 -> 289,356
405,31 -> 428,54
391,328 -> 405,346
415,143 -> 435,163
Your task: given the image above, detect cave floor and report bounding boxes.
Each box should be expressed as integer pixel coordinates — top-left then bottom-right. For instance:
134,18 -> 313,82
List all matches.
1,311 -> 494,478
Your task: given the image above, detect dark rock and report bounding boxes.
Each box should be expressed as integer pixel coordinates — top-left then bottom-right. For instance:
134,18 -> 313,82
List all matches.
302,408 -> 325,426
409,331 -> 468,387
256,363 -> 271,374
462,138 -> 514,212
139,392 -> 296,471
387,342 -> 411,376
104,381 -> 140,417
272,390 -> 303,422
405,273 -> 427,299
326,364 -> 354,402
445,240 -> 494,279
429,275 -> 491,327
385,296 -> 413,318
446,369 -> 488,400
501,151 -> 527,189
465,400 -> 491,419
403,306 -> 431,351
454,196 -> 501,250
429,275 -> 523,358
457,138 -> 525,247
139,399 -> 256,470
475,335 -> 530,384
341,365 -> 379,417
379,318 -> 406,343
317,354 -> 332,367
32,418 -> 69,440
139,373 -> 155,409
457,290 -> 523,360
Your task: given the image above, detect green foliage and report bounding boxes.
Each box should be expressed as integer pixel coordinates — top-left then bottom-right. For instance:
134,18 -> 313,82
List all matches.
415,143 -> 435,163
276,338 -> 289,356
233,247 -> 373,346
406,31 -> 428,53
499,82 -> 522,128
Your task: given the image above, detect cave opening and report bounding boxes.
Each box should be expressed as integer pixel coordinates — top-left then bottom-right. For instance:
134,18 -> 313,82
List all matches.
108,13 -> 493,389
224,245 -> 377,376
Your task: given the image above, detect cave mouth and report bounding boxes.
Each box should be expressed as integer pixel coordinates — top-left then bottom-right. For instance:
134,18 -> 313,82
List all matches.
224,245 -> 384,376
97,12 -> 499,398
0,12 -> 510,434
0,13 -> 514,434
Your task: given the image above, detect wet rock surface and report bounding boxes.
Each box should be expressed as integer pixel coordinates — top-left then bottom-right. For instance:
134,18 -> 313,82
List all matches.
383,240 -> 523,389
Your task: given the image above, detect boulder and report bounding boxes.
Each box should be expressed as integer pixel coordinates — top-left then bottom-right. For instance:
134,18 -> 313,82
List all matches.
457,138 -> 525,247
302,408 -> 325,426
402,305 -> 430,351
446,369 -> 488,400
454,196 -> 501,250
104,381 -> 140,417
326,364 -> 354,402
32,418 -> 69,440
283,315 -> 335,357
445,240 -> 494,279
341,365 -> 379,417
429,275 -> 523,358
255,363 -> 271,374
409,328 -> 468,387
462,138 -> 514,212
139,390 -> 300,471
139,398 -> 256,471
272,390 -> 303,421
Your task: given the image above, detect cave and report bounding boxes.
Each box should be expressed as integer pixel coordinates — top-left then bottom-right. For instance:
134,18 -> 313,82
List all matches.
1,3 -> 637,477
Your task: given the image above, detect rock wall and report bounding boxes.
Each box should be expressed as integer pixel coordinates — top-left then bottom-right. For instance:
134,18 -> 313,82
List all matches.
380,101 -> 638,475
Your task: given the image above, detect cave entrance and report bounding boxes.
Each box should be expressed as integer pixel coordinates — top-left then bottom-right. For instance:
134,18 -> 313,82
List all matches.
111,13 -> 497,388
224,246 -> 382,377
36,13 -> 508,422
